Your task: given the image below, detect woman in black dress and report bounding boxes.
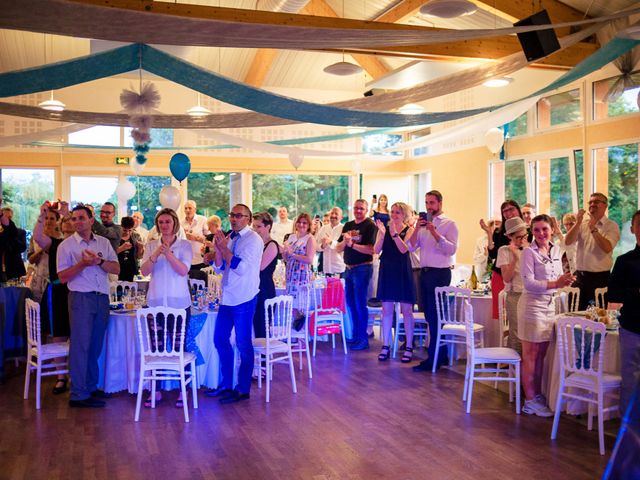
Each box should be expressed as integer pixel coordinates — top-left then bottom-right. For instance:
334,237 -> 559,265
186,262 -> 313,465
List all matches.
251,212 -> 280,338
117,216 -> 143,281
374,202 -> 416,363
33,201 -> 75,394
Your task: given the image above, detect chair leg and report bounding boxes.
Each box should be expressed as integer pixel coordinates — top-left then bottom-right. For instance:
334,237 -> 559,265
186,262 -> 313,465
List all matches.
190,361 -> 198,409
597,389 -> 605,455
466,366 -> 475,414
462,360 -> 470,401
266,355 -> 272,403
431,332 -> 441,373
515,363 -> 521,414
257,353 -> 263,389
313,330 -> 317,357
587,400 -> 594,431
23,362 -> 31,400
35,363 -> 42,410
341,326 -> 348,355
551,377 -> 565,439
288,350 -> 297,394
134,366 -> 145,421
180,370 -> 189,423
494,363 -> 501,390
305,340 -> 313,379
331,334 -> 335,349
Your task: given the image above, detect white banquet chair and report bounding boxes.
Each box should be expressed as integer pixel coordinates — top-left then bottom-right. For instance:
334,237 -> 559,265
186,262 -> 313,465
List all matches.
392,305 -> 429,359
253,295 -> 297,403
134,307 -> 197,422
594,287 -> 608,310
289,284 -> 313,379
109,281 -> 138,302
551,316 -> 621,455
188,278 -> 206,295
557,286 -> 580,312
462,300 -> 521,414
23,299 -> 69,410
432,286 -> 484,373
498,289 -> 509,347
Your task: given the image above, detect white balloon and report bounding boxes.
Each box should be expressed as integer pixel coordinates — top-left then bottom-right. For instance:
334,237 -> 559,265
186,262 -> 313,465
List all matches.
130,159 -> 145,176
115,179 -> 136,200
289,151 -> 304,169
159,185 -> 181,211
484,127 -> 504,154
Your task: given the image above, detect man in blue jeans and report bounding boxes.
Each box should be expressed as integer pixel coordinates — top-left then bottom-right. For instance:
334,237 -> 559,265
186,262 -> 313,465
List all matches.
408,190 -> 459,371
337,199 -> 376,350
206,204 -> 263,404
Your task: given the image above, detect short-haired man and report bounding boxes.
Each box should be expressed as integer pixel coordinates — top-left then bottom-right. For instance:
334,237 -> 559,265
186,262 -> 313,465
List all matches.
409,190 -> 459,372
93,202 -> 122,253
337,199 -> 377,350
521,203 -> 536,227
181,200 -> 209,276
317,207 -> 346,276
132,211 -> 148,243
271,206 -> 294,245
57,205 -> 120,407
565,192 -> 620,310
608,209 -> 640,415
0,206 -> 27,283
207,204 -> 263,404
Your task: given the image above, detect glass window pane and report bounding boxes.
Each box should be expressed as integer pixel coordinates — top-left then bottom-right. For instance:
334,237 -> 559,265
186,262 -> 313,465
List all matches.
503,112 -> 528,137
574,150 -> 584,210
549,157 -> 572,219
1,168 -> 55,231
187,172 -> 232,231
70,176 -> 118,211
537,89 -> 582,128
124,128 -> 174,148
505,159 -> 527,206
410,128 -> 431,157
252,175 -> 349,219
362,134 -> 402,156
125,176 -> 171,230
69,126 -> 121,146
593,72 -> 640,120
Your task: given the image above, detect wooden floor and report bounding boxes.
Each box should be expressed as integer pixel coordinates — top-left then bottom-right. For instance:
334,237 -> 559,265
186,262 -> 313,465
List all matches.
1,340 -> 618,480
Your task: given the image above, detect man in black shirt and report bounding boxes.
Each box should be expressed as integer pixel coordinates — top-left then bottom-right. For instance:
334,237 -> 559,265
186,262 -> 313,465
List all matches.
608,209 -> 640,414
337,199 -> 377,350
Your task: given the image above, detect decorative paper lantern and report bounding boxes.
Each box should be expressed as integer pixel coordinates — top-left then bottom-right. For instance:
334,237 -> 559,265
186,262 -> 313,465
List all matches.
484,127 -> 504,154
159,185 -> 181,211
289,151 -> 304,169
169,153 -> 191,182
130,159 -> 145,176
115,179 -> 136,201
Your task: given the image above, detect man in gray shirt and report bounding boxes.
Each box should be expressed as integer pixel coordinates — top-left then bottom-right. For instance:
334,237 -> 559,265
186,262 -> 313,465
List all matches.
92,201 -> 122,253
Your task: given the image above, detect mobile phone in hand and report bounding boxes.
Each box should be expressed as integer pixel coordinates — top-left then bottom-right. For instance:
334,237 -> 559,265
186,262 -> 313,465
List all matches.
419,211 -> 433,223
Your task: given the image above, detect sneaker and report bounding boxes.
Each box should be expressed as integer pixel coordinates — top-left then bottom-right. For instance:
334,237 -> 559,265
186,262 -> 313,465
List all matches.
535,394 -> 547,405
522,399 -> 553,417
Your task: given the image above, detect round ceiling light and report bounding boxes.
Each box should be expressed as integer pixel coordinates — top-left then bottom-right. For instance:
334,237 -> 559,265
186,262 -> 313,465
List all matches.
187,105 -> 211,117
419,0 -> 478,19
323,61 -> 363,76
38,91 -> 66,112
483,77 -> 514,88
399,103 -> 426,115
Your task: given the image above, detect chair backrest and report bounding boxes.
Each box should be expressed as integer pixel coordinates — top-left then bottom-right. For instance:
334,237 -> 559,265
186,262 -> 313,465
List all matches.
498,289 -> 508,333
135,307 -> 188,359
463,300 -> 475,359
554,291 -> 567,314
189,278 -> 206,295
557,286 -> 580,312
110,281 -> 138,302
435,286 -> 471,326
594,287 -> 608,310
25,298 -> 42,350
265,295 -> 294,343
316,277 -> 345,313
556,316 -> 606,377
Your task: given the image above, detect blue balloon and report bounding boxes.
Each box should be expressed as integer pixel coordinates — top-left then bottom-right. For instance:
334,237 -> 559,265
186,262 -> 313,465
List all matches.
169,153 -> 191,182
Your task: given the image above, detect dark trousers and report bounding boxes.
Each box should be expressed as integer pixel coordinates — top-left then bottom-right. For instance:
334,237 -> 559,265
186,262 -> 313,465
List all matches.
214,296 -> 257,394
68,291 -> 109,401
573,270 -> 610,310
421,267 -> 452,365
344,264 -> 373,343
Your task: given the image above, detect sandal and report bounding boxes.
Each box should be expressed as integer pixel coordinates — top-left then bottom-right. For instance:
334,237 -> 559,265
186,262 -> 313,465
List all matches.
378,345 -> 391,362
52,378 -> 68,395
144,392 -> 162,408
401,347 -> 414,364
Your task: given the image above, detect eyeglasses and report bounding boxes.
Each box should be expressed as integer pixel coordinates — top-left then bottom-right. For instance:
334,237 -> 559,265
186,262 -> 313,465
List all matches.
502,206 -> 517,214
514,234 -> 527,241
228,212 -> 249,219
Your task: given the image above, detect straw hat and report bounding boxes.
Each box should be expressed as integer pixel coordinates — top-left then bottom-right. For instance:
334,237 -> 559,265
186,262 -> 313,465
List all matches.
505,217 -> 527,236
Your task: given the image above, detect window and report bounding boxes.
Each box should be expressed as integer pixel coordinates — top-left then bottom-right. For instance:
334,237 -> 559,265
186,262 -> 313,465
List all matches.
593,142 -> 639,258
593,72 -> 640,120
410,128 -> 431,157
503,112 -> 528,137
252,175 -> 349,219
70,176 -> 118,211
548,157 -> 572,219
69,126 -> 121,146
537,89 -> 582,128
0,168 -> 54,231
187,172 -> 232,231
574,150 -> 584,210
504,159 -> 527,206
126,176 -> 172,230
361,134 -> 402,157
124,128 -> 174,148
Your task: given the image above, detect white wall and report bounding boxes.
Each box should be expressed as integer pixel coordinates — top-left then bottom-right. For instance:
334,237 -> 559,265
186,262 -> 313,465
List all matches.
361,174 -> 412,209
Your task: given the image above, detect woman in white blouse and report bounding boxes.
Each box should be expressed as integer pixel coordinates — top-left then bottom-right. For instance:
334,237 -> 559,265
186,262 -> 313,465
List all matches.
140,207 -> 193,407
517,214 -> 575,417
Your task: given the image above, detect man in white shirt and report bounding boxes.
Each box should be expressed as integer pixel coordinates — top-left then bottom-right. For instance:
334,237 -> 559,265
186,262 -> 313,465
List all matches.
316,207 -> 345,275
564,192 -> 620,310
132,211 -> 149,243
57,205 -> 119,408
409,190 -> 458,372
181,200 -> 209,276
271,206 -> 294,245
522,203 -> 536,227
206,204 -> 262,404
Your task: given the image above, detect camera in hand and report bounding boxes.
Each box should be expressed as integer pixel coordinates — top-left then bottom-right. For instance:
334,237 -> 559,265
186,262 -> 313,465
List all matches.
419,211 -> 433,223
51,201 -> 59,210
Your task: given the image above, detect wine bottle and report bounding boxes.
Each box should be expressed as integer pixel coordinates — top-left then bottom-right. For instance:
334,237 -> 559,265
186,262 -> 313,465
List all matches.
470,266 -> 478,290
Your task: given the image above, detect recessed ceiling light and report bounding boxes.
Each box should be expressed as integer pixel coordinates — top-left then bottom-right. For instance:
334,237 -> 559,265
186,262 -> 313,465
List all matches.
419,0 -> 477,19
483,77 -> 514,88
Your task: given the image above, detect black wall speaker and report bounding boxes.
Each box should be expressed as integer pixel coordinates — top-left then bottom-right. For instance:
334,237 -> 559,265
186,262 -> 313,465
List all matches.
514,10 -> 561,62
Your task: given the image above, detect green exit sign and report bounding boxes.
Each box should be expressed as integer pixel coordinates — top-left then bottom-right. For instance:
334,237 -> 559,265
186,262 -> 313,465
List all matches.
116,157 -> 130,165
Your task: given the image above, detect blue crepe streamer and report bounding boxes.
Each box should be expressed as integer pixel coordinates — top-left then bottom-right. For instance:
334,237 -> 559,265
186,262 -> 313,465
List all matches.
185,311 -> 208,366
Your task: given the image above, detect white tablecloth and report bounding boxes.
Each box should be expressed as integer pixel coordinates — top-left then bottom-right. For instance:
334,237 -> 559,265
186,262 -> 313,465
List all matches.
543,318 -> 620,417
97,309 -> 219,394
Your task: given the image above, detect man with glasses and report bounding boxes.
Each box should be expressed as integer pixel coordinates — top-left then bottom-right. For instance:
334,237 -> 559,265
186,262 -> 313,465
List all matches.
206,204 -> 262,404
565,192 -> 620,310
93,202 -> 122,254
181,200 -> 209,278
